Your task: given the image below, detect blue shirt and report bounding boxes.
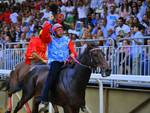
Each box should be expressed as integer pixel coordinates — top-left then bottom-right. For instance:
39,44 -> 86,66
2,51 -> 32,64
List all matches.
47,35 -> 70,64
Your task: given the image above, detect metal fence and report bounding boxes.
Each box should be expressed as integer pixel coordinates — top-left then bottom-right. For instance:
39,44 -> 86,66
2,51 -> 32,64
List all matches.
0,37 -> 150,75
0,43 -> 3,69
0,42 -> 27,70
115,45 -> 150,75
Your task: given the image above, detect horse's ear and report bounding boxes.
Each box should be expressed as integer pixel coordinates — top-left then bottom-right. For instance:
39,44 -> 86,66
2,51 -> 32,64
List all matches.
80,43 -> 87,54
86,42 -> 95,49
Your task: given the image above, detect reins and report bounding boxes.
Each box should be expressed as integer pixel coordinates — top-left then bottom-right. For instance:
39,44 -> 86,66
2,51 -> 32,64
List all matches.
71,56 -> 91,69
71,48 -> 101,69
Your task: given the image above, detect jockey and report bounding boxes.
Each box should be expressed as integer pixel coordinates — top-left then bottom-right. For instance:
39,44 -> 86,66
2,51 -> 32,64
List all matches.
25,23 -> 52,65
41,23 -> 77,103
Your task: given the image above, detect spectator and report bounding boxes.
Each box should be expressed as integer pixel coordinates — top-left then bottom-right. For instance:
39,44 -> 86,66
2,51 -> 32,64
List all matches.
77,0 -> 90,26
91,24 -> 98,36
14,25 -> 21,42
90,0 -> 102,10
131,2 -> 142,21
131,25 -> 145,43
115,17 -> 130,38
20,32 -> 27,43
137,0 -> 147,19
90,13 -> 97,27
131,25 -> 145,74
141,14 -> 150,35
133,17 -> 141,27
119,0 -> 131,18
107,28 -> 116,40
97,28 -> 104,46
10,7 -> 18,24
0,11 -> 3,23
101,18 -> 108,39
106,4 -> 119,29
141,38 -> 150,75
65,0 -> 75,21
82,28 -> 91,39
41,4 -> 52,20
3,8 -> 11,24
126,16 -> 134,27
105,28 -> 116,46
55,8 -> 65,24
119,39 -> 132,74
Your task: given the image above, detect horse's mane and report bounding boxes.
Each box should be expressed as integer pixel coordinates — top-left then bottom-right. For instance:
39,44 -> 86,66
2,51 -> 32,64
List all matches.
78,43 -> 98,60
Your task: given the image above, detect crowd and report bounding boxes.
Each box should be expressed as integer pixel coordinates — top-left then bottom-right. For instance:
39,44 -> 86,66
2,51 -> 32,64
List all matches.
0,0 -> 150,75
0,0 -> 150,46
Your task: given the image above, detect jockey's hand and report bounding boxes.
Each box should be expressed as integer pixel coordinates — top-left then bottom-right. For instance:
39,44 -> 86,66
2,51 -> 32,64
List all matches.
64,61 -> 67,65
29,56 -> 34,59
70,53 -> 75,58
41,59 -> 47,64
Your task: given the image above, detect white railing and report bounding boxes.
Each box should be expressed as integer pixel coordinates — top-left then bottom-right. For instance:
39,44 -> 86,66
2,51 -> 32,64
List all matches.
0,38 -> 150,75
90,74 -> 150,113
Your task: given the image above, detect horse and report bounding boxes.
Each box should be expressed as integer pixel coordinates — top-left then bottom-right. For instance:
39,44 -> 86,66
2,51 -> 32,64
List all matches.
11,43 -> 111,113
0,62 -> 32,112
0,62 -> 59,113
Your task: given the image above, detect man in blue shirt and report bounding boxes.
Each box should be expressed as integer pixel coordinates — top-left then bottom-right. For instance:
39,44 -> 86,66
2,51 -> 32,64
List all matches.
41,23 -> 77,103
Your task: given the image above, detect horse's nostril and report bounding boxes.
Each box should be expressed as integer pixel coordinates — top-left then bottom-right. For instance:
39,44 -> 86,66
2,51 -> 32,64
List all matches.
105,69 -> 111,76
106,69 -> 111,73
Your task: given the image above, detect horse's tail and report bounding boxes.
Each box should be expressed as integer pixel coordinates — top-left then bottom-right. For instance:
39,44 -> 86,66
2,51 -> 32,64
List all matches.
0,76 -> 10,91
0,70 -> 13,91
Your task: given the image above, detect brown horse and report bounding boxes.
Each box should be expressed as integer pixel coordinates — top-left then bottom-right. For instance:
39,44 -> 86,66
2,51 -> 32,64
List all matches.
0,62 -> 31,113
11,43 -> 111,113
0,62 -> 59,113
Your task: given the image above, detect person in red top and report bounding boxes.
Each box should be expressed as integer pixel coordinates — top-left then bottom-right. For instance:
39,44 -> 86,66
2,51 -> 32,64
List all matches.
4,23 -> 52,113
3,8 -> 11,24
25,37 -> 47,64
0,11 -> 3,23
25,23 -> 52,65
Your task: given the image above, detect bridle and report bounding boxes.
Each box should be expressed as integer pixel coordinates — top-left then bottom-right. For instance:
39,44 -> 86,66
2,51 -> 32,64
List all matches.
71,48 -> 102,69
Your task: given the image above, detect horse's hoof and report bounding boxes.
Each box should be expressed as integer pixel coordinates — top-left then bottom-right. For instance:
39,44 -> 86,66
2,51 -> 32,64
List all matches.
5,111 -> 11,113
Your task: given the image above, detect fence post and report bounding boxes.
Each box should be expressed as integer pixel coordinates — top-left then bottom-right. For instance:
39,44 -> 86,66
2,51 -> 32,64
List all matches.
49,103 -> 53,113
97,79 -> 104,113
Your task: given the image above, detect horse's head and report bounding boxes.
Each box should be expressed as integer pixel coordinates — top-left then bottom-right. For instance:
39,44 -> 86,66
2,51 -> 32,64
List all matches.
80,43 -> 111,77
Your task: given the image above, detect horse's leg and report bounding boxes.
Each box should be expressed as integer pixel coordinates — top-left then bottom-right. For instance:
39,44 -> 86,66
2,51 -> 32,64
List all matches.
63,105 -> 79,113
71,106 -> 80,113
13,80 -> 35,113
5,94 -> 12,113
13,91 -> 32,113
5,70 -> 22,113
52,104 -> 59,113
5,88 -> 20,113
32,95 -> 59,113
63,106 -> 71,113
32,96 -> 41,113
6,88 -> 22,112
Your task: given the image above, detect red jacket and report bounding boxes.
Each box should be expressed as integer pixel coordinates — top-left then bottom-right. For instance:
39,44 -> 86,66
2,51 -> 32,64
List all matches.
25,36 -> 47,64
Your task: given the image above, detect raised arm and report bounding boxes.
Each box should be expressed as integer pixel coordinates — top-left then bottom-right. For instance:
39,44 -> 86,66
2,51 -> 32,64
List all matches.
39,21 -> 52,43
